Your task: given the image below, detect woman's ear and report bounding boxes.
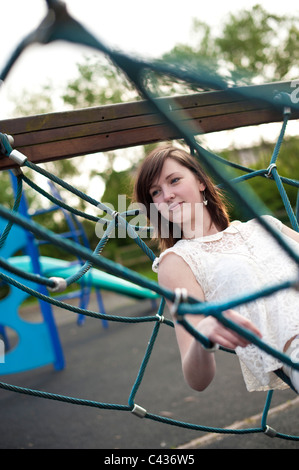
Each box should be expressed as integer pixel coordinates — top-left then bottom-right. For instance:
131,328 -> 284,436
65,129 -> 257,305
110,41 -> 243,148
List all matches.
198,180 -> 206,192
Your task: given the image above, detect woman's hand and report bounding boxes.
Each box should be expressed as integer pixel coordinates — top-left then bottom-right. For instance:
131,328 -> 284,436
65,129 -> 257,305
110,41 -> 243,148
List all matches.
196,309 -> 262,350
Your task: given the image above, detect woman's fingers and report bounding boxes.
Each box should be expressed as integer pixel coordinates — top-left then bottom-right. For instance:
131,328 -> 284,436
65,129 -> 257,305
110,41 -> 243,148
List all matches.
197,309 -> 262,351
223,309 -> 262,337
218,309 -> 262,349
211,324 -> 249,350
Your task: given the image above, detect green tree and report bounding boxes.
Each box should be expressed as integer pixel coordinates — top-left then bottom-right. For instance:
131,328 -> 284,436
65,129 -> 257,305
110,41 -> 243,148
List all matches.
220,137 -> 299,225
61,54 -> 145,192
10,82 -> 55,117
160,5 -> 299,226
163,4 -> 299,83
0,171 -> 15,206
5,5 -> 299,245
216,5 -> 299,80
62,55 -> 140,109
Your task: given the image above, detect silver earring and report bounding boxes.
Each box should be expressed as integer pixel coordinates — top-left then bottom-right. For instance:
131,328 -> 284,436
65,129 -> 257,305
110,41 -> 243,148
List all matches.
202,191 -> 208,206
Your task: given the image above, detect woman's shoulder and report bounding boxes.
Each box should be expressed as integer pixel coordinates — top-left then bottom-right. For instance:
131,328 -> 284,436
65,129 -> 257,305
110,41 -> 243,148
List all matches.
248,214 -> 283,232
152,244 -> 204,293
152,240 -> 193,273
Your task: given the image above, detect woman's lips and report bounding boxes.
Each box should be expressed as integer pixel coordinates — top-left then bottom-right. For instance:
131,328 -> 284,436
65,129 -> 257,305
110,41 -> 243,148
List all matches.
168,201 -> 183,211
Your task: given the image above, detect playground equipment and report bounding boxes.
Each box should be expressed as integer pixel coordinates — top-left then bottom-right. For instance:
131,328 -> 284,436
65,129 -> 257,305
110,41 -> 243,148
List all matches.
0,194 -> 65,374
0,0 -> 299,442
0,174 -> 157,375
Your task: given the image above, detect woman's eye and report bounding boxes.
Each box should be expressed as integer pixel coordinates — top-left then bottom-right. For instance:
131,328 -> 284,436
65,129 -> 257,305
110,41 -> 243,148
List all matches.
171,177 -> 180,184
151,189 -> 159,198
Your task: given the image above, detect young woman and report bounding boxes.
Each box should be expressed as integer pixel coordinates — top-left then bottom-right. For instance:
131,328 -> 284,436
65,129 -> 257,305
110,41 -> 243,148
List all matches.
134,144 -> 299,393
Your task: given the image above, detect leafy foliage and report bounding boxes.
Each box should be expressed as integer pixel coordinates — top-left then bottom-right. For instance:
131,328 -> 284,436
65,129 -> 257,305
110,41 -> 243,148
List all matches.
62,55 -> 140,109
163,5 -> 299,83
3,5 -> 299,259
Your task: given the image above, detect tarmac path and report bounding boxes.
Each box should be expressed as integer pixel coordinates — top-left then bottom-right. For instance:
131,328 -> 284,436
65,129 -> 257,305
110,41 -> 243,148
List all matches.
0,292 -> 298,449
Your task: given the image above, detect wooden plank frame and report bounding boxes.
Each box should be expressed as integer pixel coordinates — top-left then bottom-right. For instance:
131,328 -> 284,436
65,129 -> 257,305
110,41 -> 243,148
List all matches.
0,81 -> 298,171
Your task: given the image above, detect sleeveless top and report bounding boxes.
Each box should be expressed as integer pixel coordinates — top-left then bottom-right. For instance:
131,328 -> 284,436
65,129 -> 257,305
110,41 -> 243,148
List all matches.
152,215 -> 299,392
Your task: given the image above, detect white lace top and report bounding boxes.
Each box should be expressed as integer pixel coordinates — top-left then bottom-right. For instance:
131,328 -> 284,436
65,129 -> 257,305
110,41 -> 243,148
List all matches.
152,215 -> 299,392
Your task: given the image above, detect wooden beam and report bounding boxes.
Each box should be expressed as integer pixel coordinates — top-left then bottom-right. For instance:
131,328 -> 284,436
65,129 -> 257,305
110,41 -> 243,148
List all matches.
0,81 -> 298,171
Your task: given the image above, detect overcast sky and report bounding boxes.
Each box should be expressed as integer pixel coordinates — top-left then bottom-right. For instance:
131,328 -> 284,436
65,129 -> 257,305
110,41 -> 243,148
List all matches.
0,1 -> 298,149
1,0 -> 298,111
0,1 -> 298,192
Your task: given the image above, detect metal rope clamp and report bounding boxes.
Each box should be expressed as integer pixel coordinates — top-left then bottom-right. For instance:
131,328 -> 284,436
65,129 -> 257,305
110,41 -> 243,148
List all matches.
9,149 -> 27,166
111,211 -> 119,221
170,287 -> 188,321
156,313 -> 165,323
48,277 -> 67,293
170,288 -> 218,352
0,134 -> 27,166
131,404 -> 147,418
264,425 -> 277,438
201,340 -> 219,353
265,163 -> 277,179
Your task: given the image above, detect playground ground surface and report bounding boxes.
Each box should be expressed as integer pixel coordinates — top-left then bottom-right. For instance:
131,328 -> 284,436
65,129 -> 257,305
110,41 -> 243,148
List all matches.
0,290 -> 299,451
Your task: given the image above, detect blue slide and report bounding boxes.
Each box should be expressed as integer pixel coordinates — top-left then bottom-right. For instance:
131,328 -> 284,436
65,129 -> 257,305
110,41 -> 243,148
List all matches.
9,255 -> 158,300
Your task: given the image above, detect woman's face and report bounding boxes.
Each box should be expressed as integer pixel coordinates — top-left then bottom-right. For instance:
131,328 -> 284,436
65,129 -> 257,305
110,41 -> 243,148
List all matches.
149,158 -> 206,236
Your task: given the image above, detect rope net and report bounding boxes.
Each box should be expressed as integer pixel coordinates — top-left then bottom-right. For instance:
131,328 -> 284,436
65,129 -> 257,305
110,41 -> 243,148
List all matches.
0,0 -> 299,441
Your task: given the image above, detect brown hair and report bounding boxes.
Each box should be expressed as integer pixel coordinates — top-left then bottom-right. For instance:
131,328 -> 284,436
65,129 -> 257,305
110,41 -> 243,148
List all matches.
134,144 -> 230,251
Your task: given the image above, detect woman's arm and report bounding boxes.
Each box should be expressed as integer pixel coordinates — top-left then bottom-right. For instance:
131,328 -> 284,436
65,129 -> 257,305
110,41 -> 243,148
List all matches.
158,253 -> 261,391
282,224 -> 299,243
158,253 -> 215,391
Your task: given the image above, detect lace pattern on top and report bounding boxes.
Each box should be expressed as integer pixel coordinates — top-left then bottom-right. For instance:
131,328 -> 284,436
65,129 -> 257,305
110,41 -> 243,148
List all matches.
152,215 -> 299,392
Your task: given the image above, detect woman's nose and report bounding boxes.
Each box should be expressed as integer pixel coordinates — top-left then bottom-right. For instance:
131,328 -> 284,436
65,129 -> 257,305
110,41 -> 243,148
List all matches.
163,189 -> 175,202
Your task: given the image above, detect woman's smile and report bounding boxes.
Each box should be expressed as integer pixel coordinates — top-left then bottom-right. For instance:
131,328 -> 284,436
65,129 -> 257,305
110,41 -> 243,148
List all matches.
148,157 -> 223,239
168,201 -> 183,211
